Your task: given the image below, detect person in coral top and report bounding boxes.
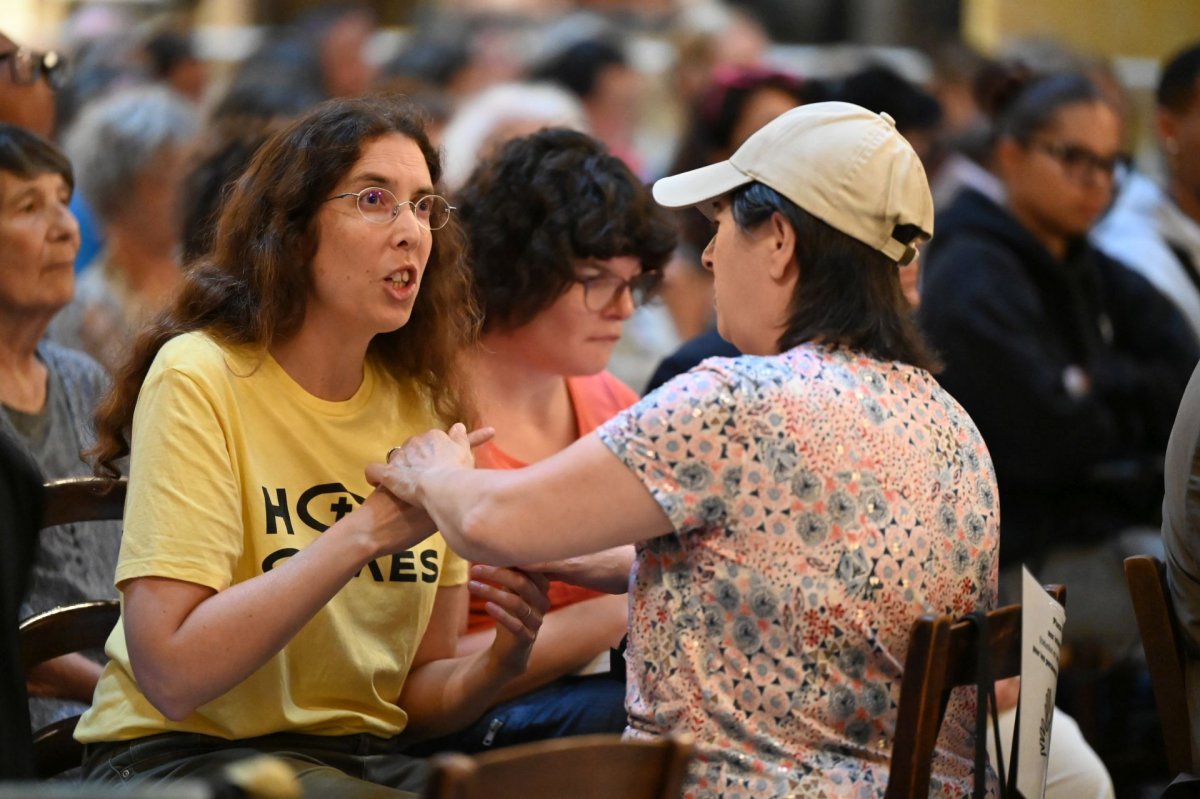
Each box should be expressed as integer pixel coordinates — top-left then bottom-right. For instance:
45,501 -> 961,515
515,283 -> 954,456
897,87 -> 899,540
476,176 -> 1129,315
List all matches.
409,128 -> 676,753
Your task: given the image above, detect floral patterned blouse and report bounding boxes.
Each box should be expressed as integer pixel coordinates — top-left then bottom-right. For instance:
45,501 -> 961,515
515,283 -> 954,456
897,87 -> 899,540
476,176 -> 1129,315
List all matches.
597,343 -> 999,799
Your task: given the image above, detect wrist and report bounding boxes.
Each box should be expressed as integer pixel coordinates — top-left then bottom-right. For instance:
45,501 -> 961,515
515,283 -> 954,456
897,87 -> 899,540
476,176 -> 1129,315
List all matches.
486,636 -> 533,681
331,505 -> 387,564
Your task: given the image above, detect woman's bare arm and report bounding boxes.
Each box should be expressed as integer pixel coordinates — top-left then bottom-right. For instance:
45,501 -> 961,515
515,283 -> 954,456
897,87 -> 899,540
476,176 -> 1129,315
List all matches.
367,428 -> 672,566
123,490 -> 434,721
397,566 -> 549,740
455,593 -> 627,702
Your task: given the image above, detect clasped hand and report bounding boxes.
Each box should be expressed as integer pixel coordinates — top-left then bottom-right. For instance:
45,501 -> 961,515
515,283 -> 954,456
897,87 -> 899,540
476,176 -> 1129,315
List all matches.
366,422 -> 493,504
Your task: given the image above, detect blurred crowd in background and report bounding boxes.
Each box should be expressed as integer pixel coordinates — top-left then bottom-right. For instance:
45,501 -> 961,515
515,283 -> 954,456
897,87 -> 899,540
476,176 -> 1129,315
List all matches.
4,0 -> 1185,392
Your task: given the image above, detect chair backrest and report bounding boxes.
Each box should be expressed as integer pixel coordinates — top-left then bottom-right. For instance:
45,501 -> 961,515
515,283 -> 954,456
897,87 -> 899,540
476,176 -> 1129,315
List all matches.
885,585 -> 1066,799
1124,554 -> 1193,776
424,733 -> 693,799
20,477 -> 126,779
40,477 -> 126,529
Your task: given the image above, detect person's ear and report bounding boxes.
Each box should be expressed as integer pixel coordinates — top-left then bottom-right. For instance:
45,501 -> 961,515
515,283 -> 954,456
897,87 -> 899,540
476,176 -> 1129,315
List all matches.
1156,107 -> 1181,156
994,136 -> 1024,183
765,211 -> 798,282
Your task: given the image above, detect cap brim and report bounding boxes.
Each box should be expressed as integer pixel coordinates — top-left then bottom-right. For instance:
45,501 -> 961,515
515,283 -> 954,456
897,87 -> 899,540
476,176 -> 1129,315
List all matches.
652,160 -> 752,210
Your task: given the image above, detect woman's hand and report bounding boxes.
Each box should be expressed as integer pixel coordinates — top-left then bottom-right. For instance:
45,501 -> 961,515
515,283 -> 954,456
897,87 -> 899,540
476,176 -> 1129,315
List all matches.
354,488 -> 439,559
366,423 -> 494,504
468,564 -> 550,676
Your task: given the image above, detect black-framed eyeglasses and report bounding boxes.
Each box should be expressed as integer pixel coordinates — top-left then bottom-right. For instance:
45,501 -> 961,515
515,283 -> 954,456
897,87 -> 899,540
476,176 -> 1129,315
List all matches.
1030,139 -> 1129,185
0,48 -> 69,90
324,186 -> 455,230
574,270 -> 660,311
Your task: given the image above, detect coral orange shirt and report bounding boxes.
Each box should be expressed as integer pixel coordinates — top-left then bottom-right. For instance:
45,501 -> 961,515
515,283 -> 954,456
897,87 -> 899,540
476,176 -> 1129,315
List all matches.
465,371 -> 639,634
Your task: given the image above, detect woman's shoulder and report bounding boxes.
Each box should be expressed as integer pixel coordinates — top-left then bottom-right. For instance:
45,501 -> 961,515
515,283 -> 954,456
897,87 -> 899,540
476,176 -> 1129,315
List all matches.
150,331 -> 262,386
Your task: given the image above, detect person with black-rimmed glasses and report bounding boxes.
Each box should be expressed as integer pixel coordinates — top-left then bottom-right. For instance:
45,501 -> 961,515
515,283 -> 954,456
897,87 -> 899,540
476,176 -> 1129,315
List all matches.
403,128 -> 675,755
920,69 -> 1199,663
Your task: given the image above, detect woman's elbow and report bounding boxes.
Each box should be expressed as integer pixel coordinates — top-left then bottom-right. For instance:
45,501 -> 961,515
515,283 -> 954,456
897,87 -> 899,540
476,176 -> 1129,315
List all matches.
128,651 -> 199,721
137,673 -> 197,721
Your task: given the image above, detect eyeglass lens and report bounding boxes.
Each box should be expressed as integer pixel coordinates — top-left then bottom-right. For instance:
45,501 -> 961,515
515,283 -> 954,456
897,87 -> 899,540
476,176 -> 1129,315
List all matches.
1037,141 -> 1125,182
581,273 -> 655,310
356,188 -> 451,229
2,48 -> 67,89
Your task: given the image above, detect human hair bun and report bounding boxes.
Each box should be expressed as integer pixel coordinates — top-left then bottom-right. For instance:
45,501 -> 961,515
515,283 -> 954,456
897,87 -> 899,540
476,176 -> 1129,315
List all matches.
973,60 -> 1037,123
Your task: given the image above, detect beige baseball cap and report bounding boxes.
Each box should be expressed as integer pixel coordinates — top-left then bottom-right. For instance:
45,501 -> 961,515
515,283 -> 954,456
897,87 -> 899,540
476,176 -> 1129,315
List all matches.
653,101 -> 934,264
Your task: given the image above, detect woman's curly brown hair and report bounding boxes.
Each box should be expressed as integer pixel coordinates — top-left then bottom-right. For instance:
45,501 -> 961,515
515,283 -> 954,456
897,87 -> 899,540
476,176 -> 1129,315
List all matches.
91,95 -> 478,477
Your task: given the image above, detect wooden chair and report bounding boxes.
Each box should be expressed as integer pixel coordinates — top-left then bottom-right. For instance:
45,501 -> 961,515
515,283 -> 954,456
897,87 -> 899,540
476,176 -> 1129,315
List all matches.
1124,554 -> 1193,776
19,477 -> 126,779
424,733 -> 693,799
885,585 -> 1066,799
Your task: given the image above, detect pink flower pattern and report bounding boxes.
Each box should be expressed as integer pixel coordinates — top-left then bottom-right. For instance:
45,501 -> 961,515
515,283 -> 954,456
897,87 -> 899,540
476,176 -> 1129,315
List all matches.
598,344 -> 1000,798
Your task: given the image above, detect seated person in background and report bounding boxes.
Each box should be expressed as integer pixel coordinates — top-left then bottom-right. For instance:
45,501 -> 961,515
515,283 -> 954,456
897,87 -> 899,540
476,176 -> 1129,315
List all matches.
373,102 -> 1001,799
0,124 -> 121,730
411,128 -> 675,753
1094,42 -> 1200,343
920,69 -> 1199,661
75,96 -> 548,797
49,86 -> 199,372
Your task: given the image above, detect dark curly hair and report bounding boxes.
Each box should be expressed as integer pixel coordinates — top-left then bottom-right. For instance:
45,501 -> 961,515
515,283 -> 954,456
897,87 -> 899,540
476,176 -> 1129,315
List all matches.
457,128 -> 677,332
92,95 -> 478,477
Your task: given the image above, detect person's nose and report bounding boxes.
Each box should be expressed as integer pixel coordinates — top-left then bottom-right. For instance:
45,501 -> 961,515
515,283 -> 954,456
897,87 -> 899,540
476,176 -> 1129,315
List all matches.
390,202 -> 422,249
49,200 -> 80,245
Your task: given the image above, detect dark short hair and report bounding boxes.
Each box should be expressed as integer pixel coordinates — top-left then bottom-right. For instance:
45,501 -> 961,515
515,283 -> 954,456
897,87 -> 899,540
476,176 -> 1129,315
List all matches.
458,128 -> 677,332
0,123 -> 73,191
979,70 -> 1105,144
529,39 -> 627,100
1158,43 -> 1200,113
730,182 -> 939,371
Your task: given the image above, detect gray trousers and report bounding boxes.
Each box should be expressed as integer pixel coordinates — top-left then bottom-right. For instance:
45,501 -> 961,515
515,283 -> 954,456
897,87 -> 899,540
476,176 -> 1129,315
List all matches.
82,731 -> 431,798
1000,527 -> 1163,664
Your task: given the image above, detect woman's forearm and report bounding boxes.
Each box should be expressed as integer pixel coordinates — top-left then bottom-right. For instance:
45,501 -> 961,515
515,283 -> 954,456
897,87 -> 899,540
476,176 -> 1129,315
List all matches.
396,636 -> 528,741
125,498 -> 424,721
26,653 -> 104,703
489,593 -> 627,702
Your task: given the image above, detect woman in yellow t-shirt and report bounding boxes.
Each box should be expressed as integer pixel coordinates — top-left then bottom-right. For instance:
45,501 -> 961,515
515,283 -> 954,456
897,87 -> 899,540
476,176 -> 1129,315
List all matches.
75,96 -> 549,798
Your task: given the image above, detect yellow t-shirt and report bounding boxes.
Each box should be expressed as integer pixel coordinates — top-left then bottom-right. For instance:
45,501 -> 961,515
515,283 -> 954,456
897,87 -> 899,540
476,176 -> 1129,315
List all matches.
75,331 -> 467,743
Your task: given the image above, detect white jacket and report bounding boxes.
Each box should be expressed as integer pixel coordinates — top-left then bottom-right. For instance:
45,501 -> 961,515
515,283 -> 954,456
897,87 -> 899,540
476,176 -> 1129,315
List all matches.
1093,171 -> 1200,343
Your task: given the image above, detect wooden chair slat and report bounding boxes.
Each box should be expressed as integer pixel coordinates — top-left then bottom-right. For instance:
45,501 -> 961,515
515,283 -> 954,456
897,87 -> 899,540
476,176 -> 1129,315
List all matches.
1124,554 -> 1194,776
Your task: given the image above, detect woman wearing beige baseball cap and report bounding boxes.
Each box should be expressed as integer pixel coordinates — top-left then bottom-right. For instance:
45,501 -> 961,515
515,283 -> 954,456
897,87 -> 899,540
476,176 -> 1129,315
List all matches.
371,102 -> 1001,798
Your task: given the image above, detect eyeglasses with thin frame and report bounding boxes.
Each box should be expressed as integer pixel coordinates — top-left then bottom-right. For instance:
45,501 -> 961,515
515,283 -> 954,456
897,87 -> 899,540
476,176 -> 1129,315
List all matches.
0,48 -> 68,90
574,269 -> 660,311
324,186 -> 455,230
1030,139 -> 1129,185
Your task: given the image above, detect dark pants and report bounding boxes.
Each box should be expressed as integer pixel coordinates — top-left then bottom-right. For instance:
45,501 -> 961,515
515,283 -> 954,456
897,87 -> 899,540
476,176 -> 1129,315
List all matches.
405,673 -> 627,756
82,731 -> 431,798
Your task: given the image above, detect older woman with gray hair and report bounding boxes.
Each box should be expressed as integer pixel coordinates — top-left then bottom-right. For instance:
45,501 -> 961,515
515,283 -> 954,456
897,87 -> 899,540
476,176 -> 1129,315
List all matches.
49,85 -> 198,372
0,123 -> 121,731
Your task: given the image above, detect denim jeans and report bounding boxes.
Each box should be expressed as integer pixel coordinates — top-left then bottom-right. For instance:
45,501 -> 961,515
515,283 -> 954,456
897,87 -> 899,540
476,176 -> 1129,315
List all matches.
405,672 -> 627,756
81,730 -> 430,798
